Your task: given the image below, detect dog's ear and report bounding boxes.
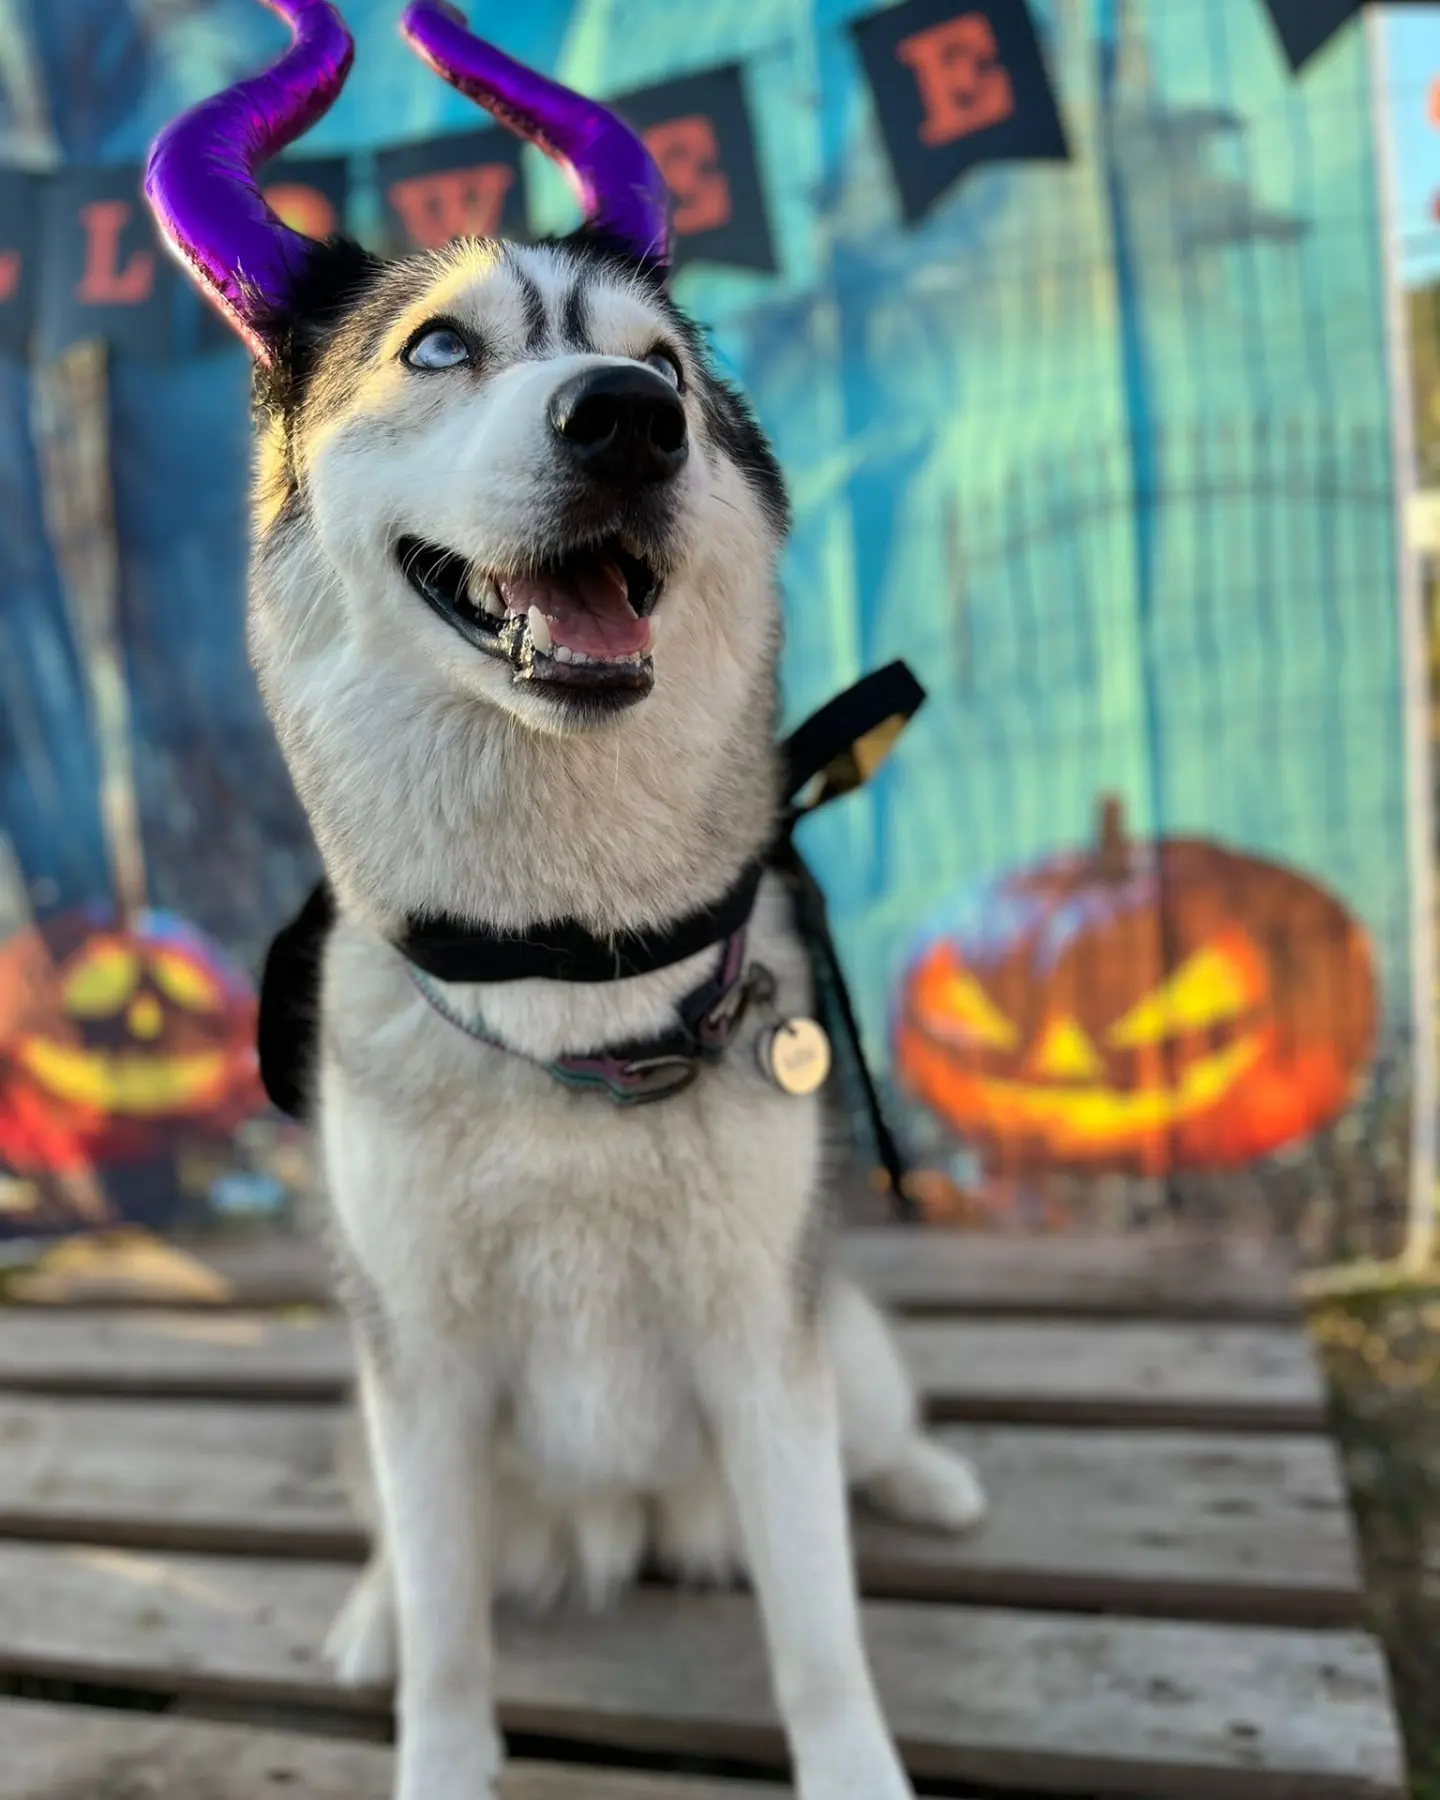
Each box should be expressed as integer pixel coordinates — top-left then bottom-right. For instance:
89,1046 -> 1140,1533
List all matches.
250,237 -> 389,518
252,236 -> 388,425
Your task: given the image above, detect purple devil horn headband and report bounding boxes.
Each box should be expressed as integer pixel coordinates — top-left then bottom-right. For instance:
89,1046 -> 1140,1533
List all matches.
400,0 -> 672,277
144,0 -> 670,361
143,0 -> 354,362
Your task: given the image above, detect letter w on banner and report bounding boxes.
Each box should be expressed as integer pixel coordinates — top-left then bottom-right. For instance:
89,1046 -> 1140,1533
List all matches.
852,0 -> 1068,223
376,128 -> 527,255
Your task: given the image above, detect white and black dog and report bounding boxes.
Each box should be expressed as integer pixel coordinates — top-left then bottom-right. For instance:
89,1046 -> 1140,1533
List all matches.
146,6 -> 985,1797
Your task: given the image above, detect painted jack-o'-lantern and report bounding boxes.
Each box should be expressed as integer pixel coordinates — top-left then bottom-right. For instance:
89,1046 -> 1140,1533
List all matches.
894,800 -> 1377,1176
0,906 -> 263,1172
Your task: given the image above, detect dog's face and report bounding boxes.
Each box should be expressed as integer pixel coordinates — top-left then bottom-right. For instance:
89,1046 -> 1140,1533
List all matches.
247,233 -> 789,927
254,235 -> 788,738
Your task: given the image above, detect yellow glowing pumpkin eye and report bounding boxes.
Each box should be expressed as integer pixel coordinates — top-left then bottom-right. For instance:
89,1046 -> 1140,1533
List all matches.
149,949 -> 222,1012
930,969 -> 1020,1050
62,942 -> 140,1018
1106,938 -> 1264,1050
1029,1014 -> 1104,1081
127,993 -> 165,1040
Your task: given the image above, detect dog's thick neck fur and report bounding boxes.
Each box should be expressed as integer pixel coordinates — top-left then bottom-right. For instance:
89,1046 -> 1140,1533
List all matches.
245,231 -> 789,946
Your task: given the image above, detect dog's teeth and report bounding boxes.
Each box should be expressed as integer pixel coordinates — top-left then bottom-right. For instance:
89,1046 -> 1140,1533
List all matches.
554,644 -> 572,663
570,650 -> 590,666
470,575 -> 504,620
527,606 -> 553,654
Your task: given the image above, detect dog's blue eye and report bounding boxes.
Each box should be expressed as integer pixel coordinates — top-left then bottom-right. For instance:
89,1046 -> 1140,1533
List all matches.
405,327 -> 471,370
644,350 -> 683,391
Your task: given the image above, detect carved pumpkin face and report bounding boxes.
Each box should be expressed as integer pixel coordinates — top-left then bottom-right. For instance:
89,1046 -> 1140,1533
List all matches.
894,804 -> 1378,1175
0,907 -> 263,1170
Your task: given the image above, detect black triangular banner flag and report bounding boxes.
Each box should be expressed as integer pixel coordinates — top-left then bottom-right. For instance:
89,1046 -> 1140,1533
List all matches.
375,128 -> 527,256
852,0 -> 1068,223
37,167 -> 179,360
1260,0 -> 1363,72
614,66 -> 776,273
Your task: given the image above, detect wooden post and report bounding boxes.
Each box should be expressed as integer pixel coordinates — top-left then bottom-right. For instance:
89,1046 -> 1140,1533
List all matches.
30,340 -> 147,925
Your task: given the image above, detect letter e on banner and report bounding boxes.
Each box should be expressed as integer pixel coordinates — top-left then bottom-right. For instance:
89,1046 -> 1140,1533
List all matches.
614,67 -> 774,272
897,12 -> 1016,146
852,0 -> 1068,222
644,116 -> 732,235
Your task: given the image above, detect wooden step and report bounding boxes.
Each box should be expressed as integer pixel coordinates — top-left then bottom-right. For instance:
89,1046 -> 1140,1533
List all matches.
0,1542 -> 1399,1797
842,1229 -> 1298,1319
0,1696 -> 790,1800
0,1308 -> 1326,1429
12,1228 -> 1299,1319
0,1395 -> 1361,1624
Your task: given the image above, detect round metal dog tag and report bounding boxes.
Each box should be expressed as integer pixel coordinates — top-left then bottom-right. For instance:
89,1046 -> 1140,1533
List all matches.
757,1017 -> 832,1095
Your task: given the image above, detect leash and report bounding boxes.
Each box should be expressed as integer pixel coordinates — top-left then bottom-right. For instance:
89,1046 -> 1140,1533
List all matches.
259,661 -> 926,1218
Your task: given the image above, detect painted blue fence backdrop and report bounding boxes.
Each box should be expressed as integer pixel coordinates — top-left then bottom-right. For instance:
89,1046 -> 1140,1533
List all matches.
0,0 -> 1418,1254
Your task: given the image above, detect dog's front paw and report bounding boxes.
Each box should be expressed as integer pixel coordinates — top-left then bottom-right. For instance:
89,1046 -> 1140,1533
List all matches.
795,1727 -> 914,1800
323,1558 -> 397,1688
397,1715 -> 503,1800
861,1434 -> 987,1535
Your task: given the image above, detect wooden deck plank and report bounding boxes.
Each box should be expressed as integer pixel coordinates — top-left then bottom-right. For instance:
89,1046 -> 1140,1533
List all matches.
904,1318 -> 1325,1430
0,1543 -> 1399,1798
0,1697 -> 787,1800
0,1396 -> 1361,1624
842,1229 -> 1298,1319
0,1309 -> 1326,1428
11,1229 -> 1298,1320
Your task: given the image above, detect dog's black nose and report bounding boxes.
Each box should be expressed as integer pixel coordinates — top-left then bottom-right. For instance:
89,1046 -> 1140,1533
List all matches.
548,364 -> 688,487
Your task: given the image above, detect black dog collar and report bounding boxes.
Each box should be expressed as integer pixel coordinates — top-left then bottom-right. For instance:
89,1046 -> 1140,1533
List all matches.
398,857 -> 766,985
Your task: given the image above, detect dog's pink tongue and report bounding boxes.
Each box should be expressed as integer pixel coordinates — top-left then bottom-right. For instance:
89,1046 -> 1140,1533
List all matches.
500,557 -> 651,660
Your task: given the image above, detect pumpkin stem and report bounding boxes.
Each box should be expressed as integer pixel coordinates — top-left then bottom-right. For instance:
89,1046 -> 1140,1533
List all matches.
1098,795 -> 1128,881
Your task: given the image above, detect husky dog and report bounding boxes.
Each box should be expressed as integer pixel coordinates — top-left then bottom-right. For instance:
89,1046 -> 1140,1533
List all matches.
146,6 -> 984,1797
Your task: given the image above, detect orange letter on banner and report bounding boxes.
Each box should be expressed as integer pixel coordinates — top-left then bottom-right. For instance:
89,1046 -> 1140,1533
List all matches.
0,252 -> 20,302
262,183 -> 338,240
77,200 -> 154,304
644,117 -> 731,234
897,11 -> 1015,146
387,166 -> 515,249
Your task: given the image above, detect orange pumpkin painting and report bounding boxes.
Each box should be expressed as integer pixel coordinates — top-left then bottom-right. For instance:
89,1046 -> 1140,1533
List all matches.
0,907 -> 264,1176
893,800 -> 1378,1176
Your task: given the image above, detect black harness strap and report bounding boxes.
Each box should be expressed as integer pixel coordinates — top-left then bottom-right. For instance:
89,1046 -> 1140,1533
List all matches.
775,660 -> 924,1219
257,661 -> 925,1219
257,879 -> 335,1124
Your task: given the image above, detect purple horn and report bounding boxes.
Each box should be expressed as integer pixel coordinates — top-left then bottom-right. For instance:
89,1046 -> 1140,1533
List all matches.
143,0 -> 355,361
401,0 -> 671,276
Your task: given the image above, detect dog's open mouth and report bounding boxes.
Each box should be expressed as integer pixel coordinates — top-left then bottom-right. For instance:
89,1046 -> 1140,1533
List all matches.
397,535 -> 660,698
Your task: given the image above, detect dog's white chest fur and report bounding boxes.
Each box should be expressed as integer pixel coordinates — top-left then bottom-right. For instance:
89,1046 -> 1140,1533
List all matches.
320,878 -> 822,1519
